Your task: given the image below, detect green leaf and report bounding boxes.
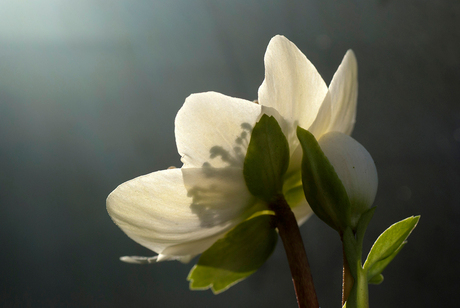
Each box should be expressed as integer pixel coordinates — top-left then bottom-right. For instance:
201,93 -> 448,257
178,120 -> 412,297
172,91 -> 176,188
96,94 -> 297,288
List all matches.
368,274 -> 384,285
243,114 -> 290,202
296,127 -> 351,232
187,215 -> 278,294
367,242 -> 406,284
364,216 -> 420,271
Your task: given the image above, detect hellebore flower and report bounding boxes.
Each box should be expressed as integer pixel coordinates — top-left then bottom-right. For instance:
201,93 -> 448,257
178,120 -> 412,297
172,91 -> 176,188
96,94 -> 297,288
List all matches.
107,35 -> 361,264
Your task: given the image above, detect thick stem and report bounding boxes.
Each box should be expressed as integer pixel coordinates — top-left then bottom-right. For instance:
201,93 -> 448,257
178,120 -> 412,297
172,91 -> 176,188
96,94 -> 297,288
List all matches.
270,195 -> 319,308
342,245 -> 354,305
355,267 -> 370,308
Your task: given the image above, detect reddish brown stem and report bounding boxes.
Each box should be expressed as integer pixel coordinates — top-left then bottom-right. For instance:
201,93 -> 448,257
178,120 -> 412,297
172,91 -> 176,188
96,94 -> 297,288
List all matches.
270,195 -> 319,308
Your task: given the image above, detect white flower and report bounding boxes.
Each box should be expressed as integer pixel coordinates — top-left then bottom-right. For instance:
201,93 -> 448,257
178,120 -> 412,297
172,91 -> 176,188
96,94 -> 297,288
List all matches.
107,35 -> 359,263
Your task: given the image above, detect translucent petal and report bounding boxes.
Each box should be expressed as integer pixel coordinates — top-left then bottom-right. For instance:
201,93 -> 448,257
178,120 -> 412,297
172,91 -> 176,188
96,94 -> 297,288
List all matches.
258,35 -> 328,151
120,256 -> 158,264
157,254 -> 194,263
175,92 -> 262,169
308,92 -> 333,138
327,50 -> 358,135
107,168 -> 259,259
120,254 -> 194,264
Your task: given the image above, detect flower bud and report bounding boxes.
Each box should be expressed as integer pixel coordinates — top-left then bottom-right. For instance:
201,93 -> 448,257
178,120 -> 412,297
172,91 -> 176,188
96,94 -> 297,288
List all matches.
318,132 -> 378,227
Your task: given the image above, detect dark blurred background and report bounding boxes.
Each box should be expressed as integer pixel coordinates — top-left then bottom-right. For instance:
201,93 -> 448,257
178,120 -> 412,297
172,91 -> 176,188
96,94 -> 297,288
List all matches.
1,0 -> 459,307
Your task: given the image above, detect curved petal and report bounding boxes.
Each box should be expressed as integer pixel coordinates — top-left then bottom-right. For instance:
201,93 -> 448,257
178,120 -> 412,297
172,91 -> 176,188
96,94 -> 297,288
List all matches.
308,91 -> 333,138
107,167 -> 259,259
327,50 -> 358,135
258,35 -> 328,151
175,92 -> 262,169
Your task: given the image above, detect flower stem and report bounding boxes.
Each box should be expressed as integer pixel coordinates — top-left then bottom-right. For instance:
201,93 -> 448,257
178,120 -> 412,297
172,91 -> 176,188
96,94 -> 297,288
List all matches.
270,195 -> 319,308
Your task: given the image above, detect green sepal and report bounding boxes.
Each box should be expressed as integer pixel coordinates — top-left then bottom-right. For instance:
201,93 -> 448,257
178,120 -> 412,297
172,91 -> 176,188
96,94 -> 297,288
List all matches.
187,215 -> 277,294
243,114 -> 290,202
296,127 -> 351,232
363,216 -> 420,271
355,207 -> 376,245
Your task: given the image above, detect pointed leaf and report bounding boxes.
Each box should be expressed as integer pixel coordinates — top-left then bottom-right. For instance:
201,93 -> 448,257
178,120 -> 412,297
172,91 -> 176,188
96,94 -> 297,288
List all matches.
188,215 -> 277,294
244,114 -> 290,202
364,216 -> 420,271
296,127 -> 351,232
367,242 -> 406,284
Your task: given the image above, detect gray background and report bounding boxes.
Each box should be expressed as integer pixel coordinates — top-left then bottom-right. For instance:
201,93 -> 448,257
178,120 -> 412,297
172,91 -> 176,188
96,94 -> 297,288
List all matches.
1,0 -> 459,307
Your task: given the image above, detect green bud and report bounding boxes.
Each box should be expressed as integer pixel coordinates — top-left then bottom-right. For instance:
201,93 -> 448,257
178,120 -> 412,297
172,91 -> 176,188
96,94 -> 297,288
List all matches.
317,132 -> 378,228
297,128 -> 378,232
297,127 -> 352,232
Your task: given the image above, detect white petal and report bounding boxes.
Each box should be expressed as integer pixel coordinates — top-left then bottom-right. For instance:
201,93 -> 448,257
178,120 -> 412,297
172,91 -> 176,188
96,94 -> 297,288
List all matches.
258,35 -> 328,150
308,92 -> 333,138
327,50 -> 358,135
175,92 -> 262,169
156,233 -> 225,262
120,254 -> 194,264
120,256 -> 158,264
156,254 -> 194,263
107,167 -> 259,259
318,132 -> 378,221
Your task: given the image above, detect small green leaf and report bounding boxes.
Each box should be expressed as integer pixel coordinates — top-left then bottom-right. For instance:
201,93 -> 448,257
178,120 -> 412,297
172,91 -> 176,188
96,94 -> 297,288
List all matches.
367,242 -> 406,284
296,127 -> 351,232
368,273 -> 384,285
364,216 -> 420,271
243,114 -> 290,202
187,215 -> 277,294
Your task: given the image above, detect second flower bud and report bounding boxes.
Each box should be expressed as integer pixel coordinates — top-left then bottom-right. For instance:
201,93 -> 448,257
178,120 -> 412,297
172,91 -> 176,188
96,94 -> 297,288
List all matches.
297,128 -> 378,232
